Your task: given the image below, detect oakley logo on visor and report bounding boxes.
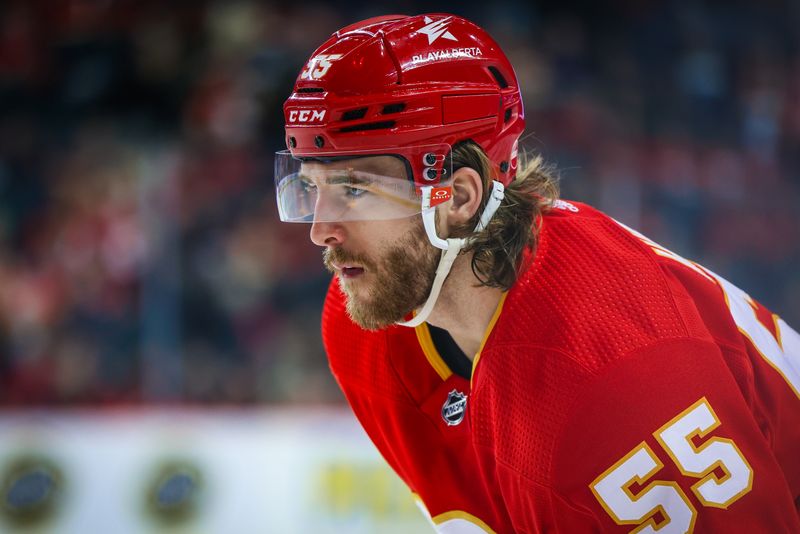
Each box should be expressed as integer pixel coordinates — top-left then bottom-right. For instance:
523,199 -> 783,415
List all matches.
288,109 -> 327,123
430,186 -> 452,207
417,16 -> 458,45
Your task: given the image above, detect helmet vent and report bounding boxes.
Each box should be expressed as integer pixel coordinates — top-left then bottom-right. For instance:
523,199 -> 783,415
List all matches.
341,107 -> 368,121
297,87 -> 324,93
381,103 -> 406,114
339,121 -> 396,133
487,66 -> 509,89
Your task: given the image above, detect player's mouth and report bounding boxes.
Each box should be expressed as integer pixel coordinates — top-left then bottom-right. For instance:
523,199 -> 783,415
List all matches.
332,263 -> 365,279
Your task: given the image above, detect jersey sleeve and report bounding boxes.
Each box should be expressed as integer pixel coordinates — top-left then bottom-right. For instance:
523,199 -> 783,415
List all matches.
550,337 -> 800,533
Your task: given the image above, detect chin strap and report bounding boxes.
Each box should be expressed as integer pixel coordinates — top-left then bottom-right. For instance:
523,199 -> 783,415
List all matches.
396,181 -> 505,328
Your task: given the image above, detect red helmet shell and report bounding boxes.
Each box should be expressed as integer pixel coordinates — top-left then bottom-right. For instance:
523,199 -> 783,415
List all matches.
283,14 -> 525,186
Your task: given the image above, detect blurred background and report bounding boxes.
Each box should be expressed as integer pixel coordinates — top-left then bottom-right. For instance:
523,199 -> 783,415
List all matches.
0,0 -> 798,532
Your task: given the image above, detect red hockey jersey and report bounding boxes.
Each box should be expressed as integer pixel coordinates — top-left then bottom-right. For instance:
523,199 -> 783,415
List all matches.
321,200 -> 800,533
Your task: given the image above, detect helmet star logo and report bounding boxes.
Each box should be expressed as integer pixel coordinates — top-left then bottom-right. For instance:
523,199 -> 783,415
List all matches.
417,16 -> 458,45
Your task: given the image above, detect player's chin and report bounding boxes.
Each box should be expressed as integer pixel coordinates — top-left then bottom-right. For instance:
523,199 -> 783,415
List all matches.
338,274 -> 370,301
347,309 -> 395,331
345,299 -> 404,331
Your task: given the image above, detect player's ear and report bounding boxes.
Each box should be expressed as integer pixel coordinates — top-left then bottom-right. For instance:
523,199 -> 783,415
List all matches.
444,166 -> 483,228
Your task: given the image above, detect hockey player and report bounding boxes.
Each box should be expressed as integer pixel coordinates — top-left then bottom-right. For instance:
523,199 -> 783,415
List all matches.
275,13 -> 800,533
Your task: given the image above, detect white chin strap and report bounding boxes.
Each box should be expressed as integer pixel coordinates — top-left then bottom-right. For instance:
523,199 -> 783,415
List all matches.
396,180 -> 505,328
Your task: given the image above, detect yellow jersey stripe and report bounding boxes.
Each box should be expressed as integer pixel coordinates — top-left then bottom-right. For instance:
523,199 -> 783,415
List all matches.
471,291 -> 508,386
415,323 -> 453,381
432,510 -> 497,533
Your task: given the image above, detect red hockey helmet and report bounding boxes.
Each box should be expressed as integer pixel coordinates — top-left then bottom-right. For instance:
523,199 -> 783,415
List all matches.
276,13 -> 524,223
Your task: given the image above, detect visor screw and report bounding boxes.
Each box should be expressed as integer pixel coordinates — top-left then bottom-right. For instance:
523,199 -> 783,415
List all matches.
288,136 -> 297,148
314,136 -> 325,148
424,168 -> 438,181
423,153 -> 437,166
500,161 -> 509,173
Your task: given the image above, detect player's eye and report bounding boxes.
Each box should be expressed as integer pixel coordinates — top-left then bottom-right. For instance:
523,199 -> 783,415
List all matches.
329,173 -> 372,199
344,186 -> 369,198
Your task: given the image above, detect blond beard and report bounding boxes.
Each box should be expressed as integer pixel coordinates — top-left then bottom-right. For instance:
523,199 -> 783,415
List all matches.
324,218 -> 439,330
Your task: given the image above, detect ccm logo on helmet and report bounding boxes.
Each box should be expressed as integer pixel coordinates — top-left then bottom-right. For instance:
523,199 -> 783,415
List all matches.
288,109 -> 327,123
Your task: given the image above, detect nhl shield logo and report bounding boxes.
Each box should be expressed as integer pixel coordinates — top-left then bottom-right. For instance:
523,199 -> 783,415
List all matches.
441,389 -> 468,426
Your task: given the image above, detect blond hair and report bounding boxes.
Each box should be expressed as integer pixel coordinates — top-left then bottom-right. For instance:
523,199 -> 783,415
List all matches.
450,140 -> 560,289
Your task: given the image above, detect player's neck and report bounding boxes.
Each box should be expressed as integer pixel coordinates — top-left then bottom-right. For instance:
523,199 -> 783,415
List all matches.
424,251 -> 504,361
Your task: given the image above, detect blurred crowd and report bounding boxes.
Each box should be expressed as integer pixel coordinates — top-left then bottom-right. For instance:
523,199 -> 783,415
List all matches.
0,0 -> 798,405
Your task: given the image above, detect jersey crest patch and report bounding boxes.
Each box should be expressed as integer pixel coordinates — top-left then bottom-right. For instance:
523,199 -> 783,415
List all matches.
442,390 -> 468,426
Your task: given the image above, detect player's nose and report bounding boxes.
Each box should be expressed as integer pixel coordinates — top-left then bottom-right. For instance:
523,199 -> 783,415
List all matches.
310,219 -> 345,247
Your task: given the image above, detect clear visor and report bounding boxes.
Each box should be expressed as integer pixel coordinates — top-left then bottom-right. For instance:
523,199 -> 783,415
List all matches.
275,145 -> 451,222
